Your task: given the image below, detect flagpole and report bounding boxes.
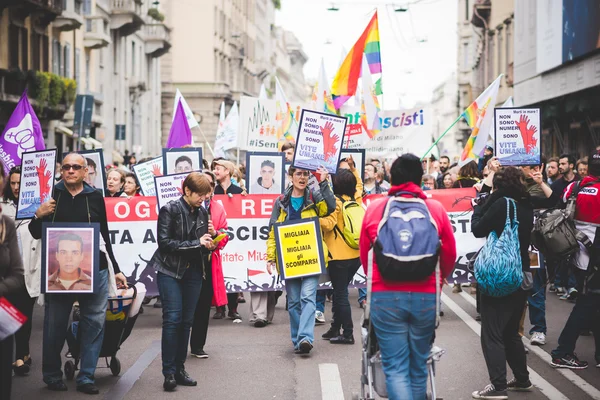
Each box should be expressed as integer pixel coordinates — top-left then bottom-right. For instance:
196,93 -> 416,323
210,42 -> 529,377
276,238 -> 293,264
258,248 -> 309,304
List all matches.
195,126 -> 215,157
420,114 -> 462,161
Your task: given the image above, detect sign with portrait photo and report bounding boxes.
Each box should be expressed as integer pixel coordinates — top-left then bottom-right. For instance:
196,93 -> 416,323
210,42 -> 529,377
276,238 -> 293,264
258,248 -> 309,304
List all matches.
154,172 -> 189,210
292,109 -> 347,174
16,149 -> 57,220
340,148 -> 366,180
246,152 -> 285,195
77,149 -> 106,194
41,222 -> 100,294
162,147 -> 203,175
132,156 -> 163,196
494,108 -> 541,167
274,217 -> 326,280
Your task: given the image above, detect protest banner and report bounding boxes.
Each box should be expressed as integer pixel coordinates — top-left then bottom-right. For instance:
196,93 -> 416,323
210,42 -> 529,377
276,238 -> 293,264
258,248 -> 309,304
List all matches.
154,172 -> 189,210
340,106 -> 368,149
494,108 -> 541,166
239,96 -> 279,152
16,149 -> 56,219
132,156 -> 163,196
293,109 -> 347,174
364,108 -> 432,159
274,217 -> 327,280
105,197 -> 161,295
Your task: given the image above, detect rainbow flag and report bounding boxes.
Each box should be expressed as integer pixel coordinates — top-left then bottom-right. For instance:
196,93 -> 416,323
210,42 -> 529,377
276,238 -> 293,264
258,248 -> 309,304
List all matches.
275,77 -> 297,144
332,11 -> 380,110
359,54 -> 381,138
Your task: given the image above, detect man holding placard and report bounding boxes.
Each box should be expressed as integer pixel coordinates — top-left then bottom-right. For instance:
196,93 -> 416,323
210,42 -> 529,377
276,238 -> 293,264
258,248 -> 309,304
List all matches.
267,165 -> 335,355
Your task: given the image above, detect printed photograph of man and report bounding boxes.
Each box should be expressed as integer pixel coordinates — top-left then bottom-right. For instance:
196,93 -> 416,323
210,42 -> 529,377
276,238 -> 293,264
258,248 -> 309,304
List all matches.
250,160 -> 281,194
85,158 -> 97,188
175,155 -> 193,173
47,232 -> 92,292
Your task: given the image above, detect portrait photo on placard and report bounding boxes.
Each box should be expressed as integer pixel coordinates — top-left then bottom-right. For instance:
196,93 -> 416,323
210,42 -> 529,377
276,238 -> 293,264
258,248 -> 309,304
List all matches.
246,152 -> 285,195
162,147 -> 203,175
42,223 -> 100,294
77,150 -> 106,193
339,148 -> 366,179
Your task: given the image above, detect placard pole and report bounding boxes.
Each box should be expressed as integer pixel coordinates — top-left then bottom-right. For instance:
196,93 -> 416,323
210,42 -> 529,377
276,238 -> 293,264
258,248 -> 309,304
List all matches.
421,114 -> 462,161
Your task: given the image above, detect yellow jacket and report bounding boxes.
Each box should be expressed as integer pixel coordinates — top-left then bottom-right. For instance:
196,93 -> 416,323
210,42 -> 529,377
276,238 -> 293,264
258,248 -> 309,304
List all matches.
266,180 -> 336,273
319,168 -> 364,261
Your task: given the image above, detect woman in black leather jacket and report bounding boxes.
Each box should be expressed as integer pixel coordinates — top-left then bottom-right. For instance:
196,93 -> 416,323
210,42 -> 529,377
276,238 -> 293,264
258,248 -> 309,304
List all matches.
148,172 -> 216,391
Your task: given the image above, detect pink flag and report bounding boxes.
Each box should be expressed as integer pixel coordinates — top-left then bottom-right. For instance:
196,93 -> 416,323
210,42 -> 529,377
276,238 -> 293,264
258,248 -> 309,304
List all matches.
166,99 -> 193,148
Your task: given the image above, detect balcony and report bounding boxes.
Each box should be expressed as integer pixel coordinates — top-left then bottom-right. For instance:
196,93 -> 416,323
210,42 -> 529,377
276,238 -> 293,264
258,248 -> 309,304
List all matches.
54,0 -> 84,31
110,0 -> 144,36
2,0 -> 63,25
144,23 -> 171,58
471,0 -> 491,29
84,16 -> 111,49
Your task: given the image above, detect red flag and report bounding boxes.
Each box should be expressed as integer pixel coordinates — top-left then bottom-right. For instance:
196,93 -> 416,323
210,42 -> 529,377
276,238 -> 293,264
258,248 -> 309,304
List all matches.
247,269 -> 265,277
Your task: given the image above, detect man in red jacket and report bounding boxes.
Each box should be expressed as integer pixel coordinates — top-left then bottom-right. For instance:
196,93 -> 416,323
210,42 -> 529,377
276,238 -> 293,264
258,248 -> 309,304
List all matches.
360,154 -> 457,399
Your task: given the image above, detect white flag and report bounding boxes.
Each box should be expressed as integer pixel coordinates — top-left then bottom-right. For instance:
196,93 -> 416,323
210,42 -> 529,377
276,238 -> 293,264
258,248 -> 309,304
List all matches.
214,102 -> 239,157
173,89 -> 199,129
258,83 -> 268,100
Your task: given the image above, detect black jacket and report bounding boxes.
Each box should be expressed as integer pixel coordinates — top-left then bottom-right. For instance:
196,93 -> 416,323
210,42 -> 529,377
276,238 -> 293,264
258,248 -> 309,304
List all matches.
148,197 -> 210,279
0,215 -> 24,297
471,190 -> 534,272
29,181 -> 120,273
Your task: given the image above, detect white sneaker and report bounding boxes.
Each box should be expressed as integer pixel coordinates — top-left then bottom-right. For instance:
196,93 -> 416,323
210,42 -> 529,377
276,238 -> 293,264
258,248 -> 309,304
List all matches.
315,311 -> 326,324
555,287 -> 566,295
530,332 -> 546,345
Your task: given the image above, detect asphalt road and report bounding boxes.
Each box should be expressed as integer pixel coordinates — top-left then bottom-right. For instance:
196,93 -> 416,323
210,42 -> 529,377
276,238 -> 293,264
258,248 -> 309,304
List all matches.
9,286 -> 600,400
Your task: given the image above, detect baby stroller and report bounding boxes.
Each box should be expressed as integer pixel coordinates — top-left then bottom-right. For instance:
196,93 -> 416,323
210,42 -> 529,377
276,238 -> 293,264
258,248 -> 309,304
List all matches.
65,283 -> 144,379
354,252 -> 444,400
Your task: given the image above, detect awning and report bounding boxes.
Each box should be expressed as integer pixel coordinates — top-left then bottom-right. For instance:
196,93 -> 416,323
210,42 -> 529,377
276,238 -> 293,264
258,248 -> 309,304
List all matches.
55,126 -> 74,136
87,137 -> 103,148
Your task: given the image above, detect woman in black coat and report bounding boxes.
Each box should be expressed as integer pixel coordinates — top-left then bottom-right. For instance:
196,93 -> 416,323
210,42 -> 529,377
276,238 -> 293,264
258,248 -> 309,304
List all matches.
470,167 -> 534,399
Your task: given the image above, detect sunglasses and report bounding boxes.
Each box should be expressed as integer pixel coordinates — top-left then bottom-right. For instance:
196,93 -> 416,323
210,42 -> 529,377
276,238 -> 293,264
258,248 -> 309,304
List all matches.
61,164 -> 84,171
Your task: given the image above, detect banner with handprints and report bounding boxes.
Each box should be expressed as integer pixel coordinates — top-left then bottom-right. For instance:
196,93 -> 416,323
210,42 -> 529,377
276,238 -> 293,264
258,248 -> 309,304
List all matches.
292,109 -> 348,174
494,108 -> 541,167
16,149 -> 56,220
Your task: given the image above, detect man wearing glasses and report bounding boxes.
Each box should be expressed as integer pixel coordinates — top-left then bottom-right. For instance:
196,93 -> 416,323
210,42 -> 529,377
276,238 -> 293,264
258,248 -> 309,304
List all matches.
29,153 -> 127,395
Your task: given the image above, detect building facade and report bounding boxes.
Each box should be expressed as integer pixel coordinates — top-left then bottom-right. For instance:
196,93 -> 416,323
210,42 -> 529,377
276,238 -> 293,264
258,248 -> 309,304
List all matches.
430,73 -> 460,159
160,0 -> 309,156
0,0 -> 170,163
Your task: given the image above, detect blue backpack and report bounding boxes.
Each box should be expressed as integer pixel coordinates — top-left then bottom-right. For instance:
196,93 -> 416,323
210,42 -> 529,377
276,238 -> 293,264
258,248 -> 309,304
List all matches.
374,193 -> 440,282
474,197 -> 523,297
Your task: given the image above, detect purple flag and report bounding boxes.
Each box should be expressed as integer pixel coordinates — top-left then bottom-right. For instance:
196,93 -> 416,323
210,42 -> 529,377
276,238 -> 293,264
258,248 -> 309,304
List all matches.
166,99 -> 193,148
0,91 -> 45,174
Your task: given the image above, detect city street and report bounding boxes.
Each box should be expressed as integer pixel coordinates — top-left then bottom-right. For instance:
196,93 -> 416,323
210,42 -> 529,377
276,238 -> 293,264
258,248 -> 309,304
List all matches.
10,286 -> 600,400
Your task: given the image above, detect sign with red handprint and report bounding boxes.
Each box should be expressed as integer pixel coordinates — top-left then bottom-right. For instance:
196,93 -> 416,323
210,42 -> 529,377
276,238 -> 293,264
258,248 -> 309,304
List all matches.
292,109 -> 348,174
494,108 -> 541,167
16,149 -> 57,220
132,156 -> 164,196
154,172 -> 190,210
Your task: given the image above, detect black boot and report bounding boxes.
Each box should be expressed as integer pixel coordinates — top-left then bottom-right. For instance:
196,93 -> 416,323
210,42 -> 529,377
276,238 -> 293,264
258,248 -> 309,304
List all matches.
321,326 -> 340,340
163,374 -> 177,391
330,335 -> 355,345
175,367 -> 197,386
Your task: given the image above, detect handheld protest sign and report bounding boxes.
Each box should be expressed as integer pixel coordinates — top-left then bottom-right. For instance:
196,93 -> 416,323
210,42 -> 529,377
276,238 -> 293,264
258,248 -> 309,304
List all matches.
246,152 -> 285,195
292,109 -> 347,174
339,148 -> 366,179
132,156 -> 163,196
75,149 -> 106,194
494,108 -> 541,167
154,172 -> 190,210
162,147 -> 203,175
239,96 -> 279,151
41,222 -> 100,294
274,217 -> 326,280
16,149 -> 57,220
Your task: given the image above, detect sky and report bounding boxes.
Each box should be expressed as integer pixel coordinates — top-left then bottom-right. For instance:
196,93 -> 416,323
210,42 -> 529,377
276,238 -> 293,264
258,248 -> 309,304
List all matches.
275,0 -> 458,109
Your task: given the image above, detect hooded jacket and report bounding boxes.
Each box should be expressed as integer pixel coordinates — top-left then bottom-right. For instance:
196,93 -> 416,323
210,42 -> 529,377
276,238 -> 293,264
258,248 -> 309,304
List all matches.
207,199 -> 229,307
266,180 -> 336,273
359,183 -> 457,293
29,181 -> 121,274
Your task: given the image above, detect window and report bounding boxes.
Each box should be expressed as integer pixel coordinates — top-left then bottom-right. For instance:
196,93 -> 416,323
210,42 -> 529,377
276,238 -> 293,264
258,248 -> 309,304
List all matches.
497,28 -> 503,75
487,33 -> 494,83
505,22 -> 511,73
113,31 -> 118,73
465,0 -> 469,21
75,0 -> 82,14
31,32 -> 41,71
83,0 -> 91,15
131,41 -> 136,77
75,48 -> 81,93
42,35 -> 49,71
52,40 -> 61,75
21,27 -> 28,71
64,44 -> 71,78
462,42 -> 469,71
85,52 -> 90,90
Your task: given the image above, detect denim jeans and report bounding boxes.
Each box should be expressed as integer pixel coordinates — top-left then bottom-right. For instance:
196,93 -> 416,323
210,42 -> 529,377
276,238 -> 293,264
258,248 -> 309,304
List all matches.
157,267 -> 203,376
358,287 -> 367,304
528,269 -> 547,334
43,268 -> 108,386
285,275 -> 319,348
316,290 -> 326,313
370,291 -> 436,400
329,259 -> 361,337
552,293 -> 600,358
555,260 -> 577,289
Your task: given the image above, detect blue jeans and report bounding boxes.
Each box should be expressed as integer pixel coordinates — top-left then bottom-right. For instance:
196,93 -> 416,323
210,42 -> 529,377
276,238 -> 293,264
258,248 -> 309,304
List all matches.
371,292 -> 436,400
43,269 -> 108,386
285,275 -> 319,348
555,260 -> 577,289
528,269 -> 547,334
157,267 -> 203,376
358,287 -> 367,304
316,290 -> 326,313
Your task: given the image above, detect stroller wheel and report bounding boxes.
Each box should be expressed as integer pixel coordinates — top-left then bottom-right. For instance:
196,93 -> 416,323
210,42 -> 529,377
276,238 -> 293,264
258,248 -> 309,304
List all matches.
110,357 -> 121,376
64,360 -> 76,380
